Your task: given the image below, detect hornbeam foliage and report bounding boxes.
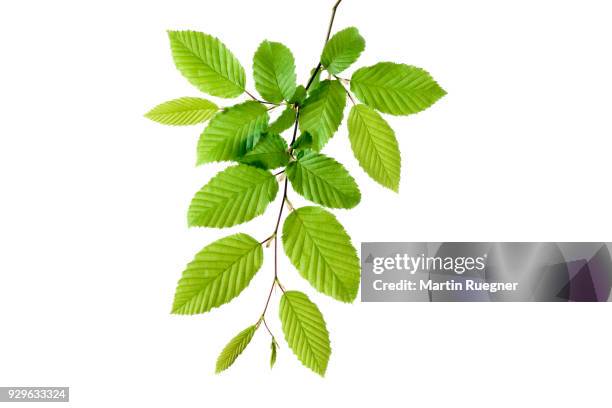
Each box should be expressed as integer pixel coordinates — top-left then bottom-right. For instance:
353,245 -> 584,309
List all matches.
146,0 -> 445,376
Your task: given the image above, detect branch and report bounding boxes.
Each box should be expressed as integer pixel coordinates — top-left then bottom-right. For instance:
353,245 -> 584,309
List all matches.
245,90 -> 279,106
257,0 -> 345,341
305,64 -> 322,91
306,0 -> 344,91
325,0 -> 344,46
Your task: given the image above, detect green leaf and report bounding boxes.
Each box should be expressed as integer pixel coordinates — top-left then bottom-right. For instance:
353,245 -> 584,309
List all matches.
215,325 -> 257,374
288,85 -> 306,105
279,291 -> 331,376
299,80 -> 346,151
144,97 -> 218,126
350,62 -> 446,116
321,27 -> 366,75
269,107 -> 296,135
197,101 -> 269,165
291,132 -> 313,151
253,41 -> 297,103
172,233 -> 263,315
347,104 -> 401,191
282,207 -> 360,302
168,31 -> 245,98
188,165 -> 278,228
287,151 -> 360,209
239,133 -> 290,170
270,340 -> 277,369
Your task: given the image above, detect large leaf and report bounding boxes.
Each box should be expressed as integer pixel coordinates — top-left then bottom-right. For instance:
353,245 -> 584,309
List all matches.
321,27 -> 365,75
172,233 -> 263,315
287,151 -> 360,209
145,97 -> 218,126
239,133 -> 290,170
282,207 -> 360,302
197,101 -> 269,165
168,31 -> 245,98
253,41 -> 297,103
268,107 -> 296,135
350,62 -> 446,116
347,104 -> 401,191
279,291 -> 331,376
215,325 -> 256,374
188,165 -> 278,228
298,80 -> 346,151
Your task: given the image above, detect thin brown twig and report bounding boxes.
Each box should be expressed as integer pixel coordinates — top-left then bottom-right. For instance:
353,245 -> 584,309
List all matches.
325,0 -> 344,45
262,318 -> 275,338
256,114 -> 298,327
246,90 -> 279,106
334,74 -> 356,105
305,0 -> 344,91
260,277 -> 276,321
306,64 -> 322,90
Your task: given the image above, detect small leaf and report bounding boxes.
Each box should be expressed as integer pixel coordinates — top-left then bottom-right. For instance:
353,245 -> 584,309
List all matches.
282,207 -> 360,302
287,151 -> 360,209
279,291 -> 331,376
291,132 -> 313,151
188,165 -> 278,228
347,104 -> 401,191
239,133 -> 290,170
215,325 -> 257,374
299,80 -> 346,151
253,41 -> 297,103
270,340 -> 277,369
197,101 -> 269,165
269,107 -> 296,135
172,234 -> 263,315
350,62 -> 446,116
144,97 -> 218,126
288,85 -> 306,105
168,31 -> 245,98
321,27 -> 366,75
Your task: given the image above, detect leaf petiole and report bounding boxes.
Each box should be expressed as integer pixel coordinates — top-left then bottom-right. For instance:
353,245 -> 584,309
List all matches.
333,74 -> 356,105
245,90 -> 280,106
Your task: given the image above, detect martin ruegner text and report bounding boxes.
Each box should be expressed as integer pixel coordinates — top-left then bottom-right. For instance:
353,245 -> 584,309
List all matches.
373,279 -> 519,293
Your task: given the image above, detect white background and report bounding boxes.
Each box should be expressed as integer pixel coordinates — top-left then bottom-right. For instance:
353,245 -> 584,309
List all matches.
1,0 -> 611,406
